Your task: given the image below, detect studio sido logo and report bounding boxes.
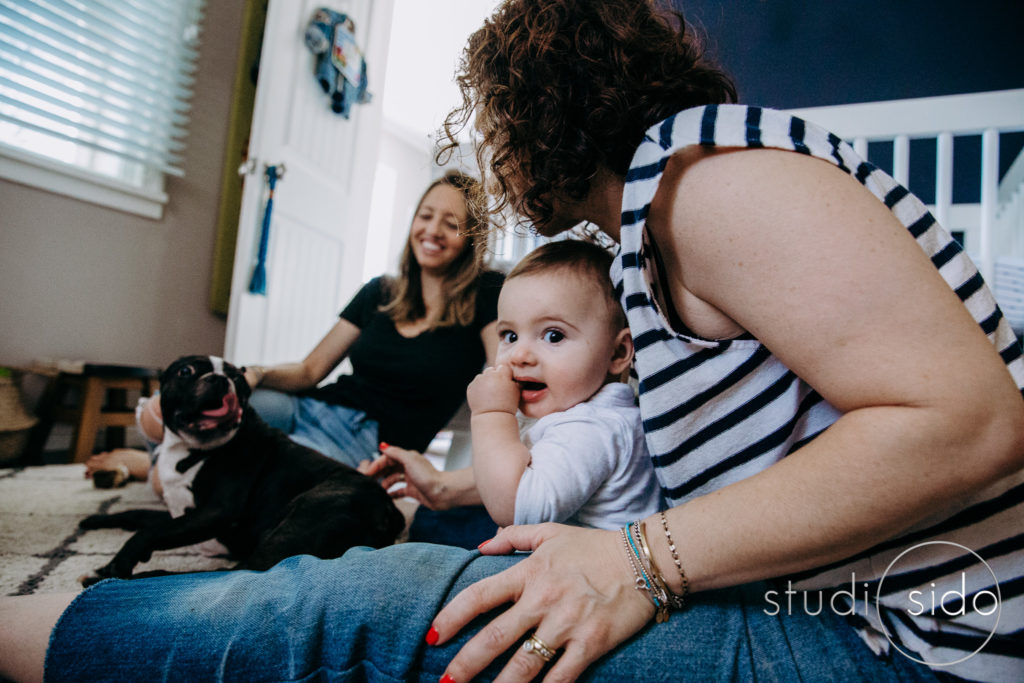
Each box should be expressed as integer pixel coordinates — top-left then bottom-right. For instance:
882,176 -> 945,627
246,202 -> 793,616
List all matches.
877,541 -> 1002,667
763,541 -> 1002,668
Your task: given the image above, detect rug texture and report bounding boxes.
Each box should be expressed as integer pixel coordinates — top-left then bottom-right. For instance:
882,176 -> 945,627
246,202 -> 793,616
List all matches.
0,464 -> 233,596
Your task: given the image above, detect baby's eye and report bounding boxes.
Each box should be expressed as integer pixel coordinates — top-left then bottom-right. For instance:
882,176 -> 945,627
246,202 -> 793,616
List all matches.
542,329 -> 565,344
500,330 -> 518,344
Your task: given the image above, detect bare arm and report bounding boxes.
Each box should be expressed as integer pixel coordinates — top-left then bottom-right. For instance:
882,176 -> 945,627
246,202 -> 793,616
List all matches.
467,365 -> 530,526
250,317 -> 361,392
638,147 -> 1024,593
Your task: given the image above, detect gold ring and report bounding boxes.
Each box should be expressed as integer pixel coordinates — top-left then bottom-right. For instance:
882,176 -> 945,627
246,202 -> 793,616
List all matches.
522,633 -> 556,662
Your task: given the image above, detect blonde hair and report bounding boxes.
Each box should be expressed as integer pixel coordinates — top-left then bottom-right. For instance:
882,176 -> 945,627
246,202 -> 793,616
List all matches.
380,171 -> 490,328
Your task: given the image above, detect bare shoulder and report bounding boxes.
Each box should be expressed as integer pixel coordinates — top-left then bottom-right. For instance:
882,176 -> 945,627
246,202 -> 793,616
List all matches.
649,146 -> 907,297
653,146 -> 872,233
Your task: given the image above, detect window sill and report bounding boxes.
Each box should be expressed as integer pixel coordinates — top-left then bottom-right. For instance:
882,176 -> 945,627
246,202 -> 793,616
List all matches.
0,147 -> 168,220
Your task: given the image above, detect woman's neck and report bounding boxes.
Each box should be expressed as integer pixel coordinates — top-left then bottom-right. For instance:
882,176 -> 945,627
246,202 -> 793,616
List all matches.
581,168 -> 625,242
393,271 -> 446,338
419,271 -> 445,318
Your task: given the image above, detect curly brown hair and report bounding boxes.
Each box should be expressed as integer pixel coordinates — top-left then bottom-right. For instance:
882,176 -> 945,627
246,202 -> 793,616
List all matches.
440,0 -> 736,233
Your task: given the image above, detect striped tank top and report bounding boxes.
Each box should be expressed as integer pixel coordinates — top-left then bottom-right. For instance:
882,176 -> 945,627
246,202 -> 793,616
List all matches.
610,104 -> 1024,681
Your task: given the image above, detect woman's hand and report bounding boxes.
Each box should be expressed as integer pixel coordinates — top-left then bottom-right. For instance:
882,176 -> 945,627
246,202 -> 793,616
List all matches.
361,444 -> 455,510
431,523 -> 655,682
243,365 -> 266,389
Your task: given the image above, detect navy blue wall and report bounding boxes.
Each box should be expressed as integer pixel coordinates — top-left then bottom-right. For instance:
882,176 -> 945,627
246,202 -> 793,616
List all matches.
672,1 -> 1024,108
671,1 -> 1024,201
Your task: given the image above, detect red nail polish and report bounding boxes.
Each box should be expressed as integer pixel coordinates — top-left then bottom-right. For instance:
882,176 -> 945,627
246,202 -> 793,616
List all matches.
379,442 -> 389,451
439,675 -> 456,683
477,538 -> 491,549
425,626 -> 439,646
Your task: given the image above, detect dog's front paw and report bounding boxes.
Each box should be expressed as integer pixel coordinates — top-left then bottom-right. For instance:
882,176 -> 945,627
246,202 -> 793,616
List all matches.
78,514 -> 113,530
78,561 -> 120,587
78,571 -> 103,588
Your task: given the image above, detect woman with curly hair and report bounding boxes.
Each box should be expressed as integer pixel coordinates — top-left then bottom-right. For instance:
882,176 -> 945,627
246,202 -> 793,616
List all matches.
3,1 -> 1022,681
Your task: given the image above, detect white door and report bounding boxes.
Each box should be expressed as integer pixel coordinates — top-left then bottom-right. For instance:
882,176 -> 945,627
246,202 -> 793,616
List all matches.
224,0 -> 395,366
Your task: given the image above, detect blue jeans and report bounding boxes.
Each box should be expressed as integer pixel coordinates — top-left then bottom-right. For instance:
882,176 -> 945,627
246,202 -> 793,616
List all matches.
250,389 -> 379,468
45,544 -> 940,682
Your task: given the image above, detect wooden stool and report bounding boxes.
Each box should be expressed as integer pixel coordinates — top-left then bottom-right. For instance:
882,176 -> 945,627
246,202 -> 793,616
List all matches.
22,363 -> 160,465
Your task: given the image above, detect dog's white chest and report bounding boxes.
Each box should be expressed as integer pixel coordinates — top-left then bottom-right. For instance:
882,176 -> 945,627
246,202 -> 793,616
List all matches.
157,432 -> 200,518
156,432 -> 229,557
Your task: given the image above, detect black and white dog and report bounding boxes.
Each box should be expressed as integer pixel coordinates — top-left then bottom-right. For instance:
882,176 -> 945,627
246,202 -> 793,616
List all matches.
79,355 -> 405,585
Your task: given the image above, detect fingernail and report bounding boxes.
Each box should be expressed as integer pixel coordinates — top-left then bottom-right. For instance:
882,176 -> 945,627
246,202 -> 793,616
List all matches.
379,442 -> 389,451
425,626 -> 439,646
477,538 -> 491,549
439,675 -> 456,683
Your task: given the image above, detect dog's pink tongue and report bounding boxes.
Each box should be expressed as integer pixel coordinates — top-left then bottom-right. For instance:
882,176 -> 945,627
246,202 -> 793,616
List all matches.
201,393 -> 238,418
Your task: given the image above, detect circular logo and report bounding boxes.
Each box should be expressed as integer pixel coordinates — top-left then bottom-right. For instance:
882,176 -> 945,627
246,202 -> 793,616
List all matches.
876,540 -> 1001,667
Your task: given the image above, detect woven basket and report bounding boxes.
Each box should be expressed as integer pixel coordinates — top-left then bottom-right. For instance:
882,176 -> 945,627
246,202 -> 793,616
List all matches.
0,372 -> 37,465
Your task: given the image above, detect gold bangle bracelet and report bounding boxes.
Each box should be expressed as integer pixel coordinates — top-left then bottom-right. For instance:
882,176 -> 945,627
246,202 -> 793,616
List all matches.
635,521 -> 683,612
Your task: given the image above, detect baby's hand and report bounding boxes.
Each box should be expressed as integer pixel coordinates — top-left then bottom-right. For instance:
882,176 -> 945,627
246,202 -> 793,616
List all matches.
467,364 -> 520,416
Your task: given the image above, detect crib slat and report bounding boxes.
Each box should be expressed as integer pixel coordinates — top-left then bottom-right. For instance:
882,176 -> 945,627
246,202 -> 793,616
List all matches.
893,135 -> 910,186
853,137 -> 868,160
979,128 -> 999,283
935,132 -> 953,230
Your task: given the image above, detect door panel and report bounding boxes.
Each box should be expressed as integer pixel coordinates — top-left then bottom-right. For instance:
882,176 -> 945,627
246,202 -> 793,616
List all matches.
224,0 -> 395,366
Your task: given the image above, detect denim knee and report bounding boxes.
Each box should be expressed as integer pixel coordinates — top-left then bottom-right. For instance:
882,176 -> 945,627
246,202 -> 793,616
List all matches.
249,388 -> 298,431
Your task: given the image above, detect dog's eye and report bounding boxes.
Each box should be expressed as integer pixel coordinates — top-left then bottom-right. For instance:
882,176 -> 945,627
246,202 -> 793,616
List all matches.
177,365 -> 195,378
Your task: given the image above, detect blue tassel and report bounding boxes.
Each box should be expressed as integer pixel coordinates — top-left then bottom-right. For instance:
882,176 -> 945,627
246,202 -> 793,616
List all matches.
248,165 -> 279,296
248,261 -> 267,295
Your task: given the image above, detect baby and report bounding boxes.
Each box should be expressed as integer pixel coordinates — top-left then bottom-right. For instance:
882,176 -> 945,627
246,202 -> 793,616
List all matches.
468,240 -> 661,530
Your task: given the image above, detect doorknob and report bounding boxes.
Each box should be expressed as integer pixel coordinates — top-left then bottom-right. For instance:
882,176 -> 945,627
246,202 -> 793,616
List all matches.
265,163 -> 286,180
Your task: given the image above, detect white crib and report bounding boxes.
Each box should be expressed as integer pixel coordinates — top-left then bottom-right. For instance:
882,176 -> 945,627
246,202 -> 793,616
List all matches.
788,88 -> 1024,333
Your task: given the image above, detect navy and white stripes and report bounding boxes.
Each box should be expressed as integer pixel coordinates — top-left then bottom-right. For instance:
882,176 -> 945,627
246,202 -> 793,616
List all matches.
611,104 -> 1024,681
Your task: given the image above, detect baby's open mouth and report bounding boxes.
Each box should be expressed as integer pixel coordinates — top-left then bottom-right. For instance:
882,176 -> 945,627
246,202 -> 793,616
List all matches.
517,380 -> 547,392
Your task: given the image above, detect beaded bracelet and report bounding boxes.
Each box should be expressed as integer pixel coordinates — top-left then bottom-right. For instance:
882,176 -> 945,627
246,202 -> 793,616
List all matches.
659,511 -> 690,603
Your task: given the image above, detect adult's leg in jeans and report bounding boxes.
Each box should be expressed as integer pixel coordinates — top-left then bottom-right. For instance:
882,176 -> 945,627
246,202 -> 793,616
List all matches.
289,398 -> 379,468
44,545 -> 494,682
248,388 -> 299,432
41,545 -> 942,682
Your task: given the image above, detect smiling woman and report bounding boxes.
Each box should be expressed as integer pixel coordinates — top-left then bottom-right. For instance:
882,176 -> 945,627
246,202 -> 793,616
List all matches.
213,171 -> 504,471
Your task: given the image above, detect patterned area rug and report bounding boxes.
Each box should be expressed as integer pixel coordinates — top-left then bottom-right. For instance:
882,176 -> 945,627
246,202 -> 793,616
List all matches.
0,464 -> 233,596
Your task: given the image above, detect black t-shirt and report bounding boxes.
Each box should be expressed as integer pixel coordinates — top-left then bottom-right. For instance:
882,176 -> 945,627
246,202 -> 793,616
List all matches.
306,271 -> 504,452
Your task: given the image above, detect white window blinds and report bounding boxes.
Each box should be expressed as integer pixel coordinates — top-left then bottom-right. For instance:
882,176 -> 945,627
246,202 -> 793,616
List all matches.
0,0 -> 205,215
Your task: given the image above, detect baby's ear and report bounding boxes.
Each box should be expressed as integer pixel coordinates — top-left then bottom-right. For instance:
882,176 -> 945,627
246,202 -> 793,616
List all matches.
608,327 -> 634,380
